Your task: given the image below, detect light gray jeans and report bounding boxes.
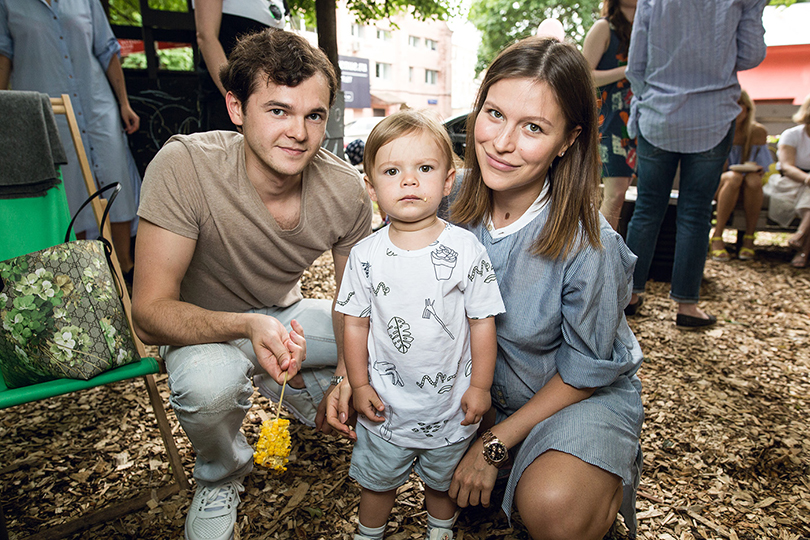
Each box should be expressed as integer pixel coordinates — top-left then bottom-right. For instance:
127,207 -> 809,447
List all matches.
160,299 -> 337,487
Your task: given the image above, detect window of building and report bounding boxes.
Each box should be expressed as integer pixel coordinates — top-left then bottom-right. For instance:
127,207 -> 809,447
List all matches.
408,35 -> 420,47
408,66 -> 414,82
351,24 -> 365,39
377,28 -> 392,41
425,38 -> 438,51
425,69 -> 438,85
376,62 -> 392,79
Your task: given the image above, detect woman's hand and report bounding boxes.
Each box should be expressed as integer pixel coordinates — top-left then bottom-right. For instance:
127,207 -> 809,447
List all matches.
119,103 -> 140,134
449,438 -> 498,508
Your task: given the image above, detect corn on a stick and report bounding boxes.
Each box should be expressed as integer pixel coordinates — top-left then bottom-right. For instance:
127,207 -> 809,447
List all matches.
254,372 -> 291,472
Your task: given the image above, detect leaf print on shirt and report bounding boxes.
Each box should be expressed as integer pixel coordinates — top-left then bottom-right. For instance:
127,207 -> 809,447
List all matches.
386,248 -> 397,257
361,261 -> 371,278
387,317 -> 413,353
422,299 -> 454,339
373,360 -> 404,387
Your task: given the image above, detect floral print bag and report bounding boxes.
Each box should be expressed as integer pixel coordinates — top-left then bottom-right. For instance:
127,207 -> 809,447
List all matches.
0,184 -> 137,388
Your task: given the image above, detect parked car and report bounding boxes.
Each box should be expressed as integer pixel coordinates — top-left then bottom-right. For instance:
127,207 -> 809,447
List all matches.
443,112 -> 469,159
343,117 -> 385,147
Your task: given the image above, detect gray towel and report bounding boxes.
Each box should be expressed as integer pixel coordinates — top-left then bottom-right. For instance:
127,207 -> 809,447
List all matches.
0,91 -> 68,199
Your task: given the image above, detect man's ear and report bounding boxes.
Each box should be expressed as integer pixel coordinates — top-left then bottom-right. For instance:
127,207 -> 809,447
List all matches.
226,92 -> 245,126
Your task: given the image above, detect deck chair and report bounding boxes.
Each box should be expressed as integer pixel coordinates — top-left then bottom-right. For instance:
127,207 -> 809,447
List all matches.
0,94 -> 190,540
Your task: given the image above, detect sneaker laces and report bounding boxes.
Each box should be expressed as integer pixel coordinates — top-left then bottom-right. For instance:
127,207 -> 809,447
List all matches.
195,480 -> 244,517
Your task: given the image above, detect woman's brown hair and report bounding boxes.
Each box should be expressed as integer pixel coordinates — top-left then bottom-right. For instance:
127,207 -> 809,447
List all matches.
601,0 -> 633,56
451,37 -> 602,260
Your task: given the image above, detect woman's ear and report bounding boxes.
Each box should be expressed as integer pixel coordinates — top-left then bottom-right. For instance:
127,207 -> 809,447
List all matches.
559,125 -> 582,156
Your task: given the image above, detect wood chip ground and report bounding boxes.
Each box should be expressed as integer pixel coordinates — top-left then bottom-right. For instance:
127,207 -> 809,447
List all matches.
1,232 -> 808,540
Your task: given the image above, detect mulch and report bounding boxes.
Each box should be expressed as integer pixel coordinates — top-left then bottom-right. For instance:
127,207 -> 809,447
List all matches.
1,233 -> 808,540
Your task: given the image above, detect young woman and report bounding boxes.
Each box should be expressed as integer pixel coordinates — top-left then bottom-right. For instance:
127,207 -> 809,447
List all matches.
448,37 -> 644,540
765,93 -> 810,267
582,0 -> 638,230
710,90 -> 772,261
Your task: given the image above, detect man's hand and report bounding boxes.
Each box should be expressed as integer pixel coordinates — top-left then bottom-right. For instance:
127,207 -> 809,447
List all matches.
460,385 -> 491,426
321,379 -> 357,439
248,316 -> 306,383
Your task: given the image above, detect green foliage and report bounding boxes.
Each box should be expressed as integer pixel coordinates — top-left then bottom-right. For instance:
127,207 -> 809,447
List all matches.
469,0 -> 600,75
285,0 -> 458,29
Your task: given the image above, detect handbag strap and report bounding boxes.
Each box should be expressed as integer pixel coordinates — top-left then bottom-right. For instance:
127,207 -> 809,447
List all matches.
64,182 -> 121,243
64,182 -> 124,297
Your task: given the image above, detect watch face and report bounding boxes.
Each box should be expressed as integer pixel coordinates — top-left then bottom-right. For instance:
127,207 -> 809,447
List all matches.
486,442 -> 507,463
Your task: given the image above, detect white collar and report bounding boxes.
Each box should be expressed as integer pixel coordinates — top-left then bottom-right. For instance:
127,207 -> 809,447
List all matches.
486,179 -> 550,239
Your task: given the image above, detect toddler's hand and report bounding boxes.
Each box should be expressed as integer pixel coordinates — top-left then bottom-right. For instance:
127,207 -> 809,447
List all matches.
460,385 -> 491,426
353,384 -> 386,422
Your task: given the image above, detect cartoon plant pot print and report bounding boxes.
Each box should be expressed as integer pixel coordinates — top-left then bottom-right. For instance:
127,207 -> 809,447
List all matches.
430,244 -> 458,281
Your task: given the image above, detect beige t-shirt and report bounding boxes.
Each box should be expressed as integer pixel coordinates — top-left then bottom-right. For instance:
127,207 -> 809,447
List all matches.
138,131 -> 372,312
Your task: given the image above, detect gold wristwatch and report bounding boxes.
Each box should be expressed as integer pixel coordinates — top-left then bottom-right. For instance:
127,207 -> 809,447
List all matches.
481,429 -> 508,468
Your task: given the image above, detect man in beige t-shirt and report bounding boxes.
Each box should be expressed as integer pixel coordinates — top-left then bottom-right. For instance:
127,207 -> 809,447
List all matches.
131,29 -> 371,540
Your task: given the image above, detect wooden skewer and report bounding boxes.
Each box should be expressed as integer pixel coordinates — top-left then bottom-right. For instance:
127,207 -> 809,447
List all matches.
275,371 -> 288,422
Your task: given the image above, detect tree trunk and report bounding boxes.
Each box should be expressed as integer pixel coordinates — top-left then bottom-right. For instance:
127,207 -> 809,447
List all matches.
315,0 -> 341,78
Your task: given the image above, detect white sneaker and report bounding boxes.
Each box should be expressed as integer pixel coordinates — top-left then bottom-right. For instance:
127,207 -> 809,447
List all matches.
185,480 -> 244,540
428,528 -> 453,540
254,373 -> 317,427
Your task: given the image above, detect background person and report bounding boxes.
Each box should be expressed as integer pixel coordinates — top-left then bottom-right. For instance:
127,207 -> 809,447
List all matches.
0,0 -> 141,280
339,109 -> 505,540
132,29 -> 372,540
623,0 -> 768,328
764,92 -> 810,268
710,90 -> 772,262
194,0 -> 286,131
582,0 -> 637,231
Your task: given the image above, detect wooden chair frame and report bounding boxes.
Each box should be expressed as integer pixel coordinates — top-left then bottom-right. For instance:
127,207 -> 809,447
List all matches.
0,94 -> 190,540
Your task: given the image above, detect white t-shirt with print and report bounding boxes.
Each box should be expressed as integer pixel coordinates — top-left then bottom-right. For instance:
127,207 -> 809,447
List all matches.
336,222 -> 505,449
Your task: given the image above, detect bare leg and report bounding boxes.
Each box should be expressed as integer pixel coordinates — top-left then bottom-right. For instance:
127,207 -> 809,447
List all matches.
711,171 -> 743,256
514,450 -> 623,540
677,302 -> 713,320
424,486 -> 457,521
741,172 -> 764,238
358,487 -> 397,529
792,209 -> 810,268
600,177 -> 632,230
789,209 -> 810,250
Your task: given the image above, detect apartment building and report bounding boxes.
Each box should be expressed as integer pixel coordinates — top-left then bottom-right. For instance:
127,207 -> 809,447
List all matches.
334,3 -> 454,122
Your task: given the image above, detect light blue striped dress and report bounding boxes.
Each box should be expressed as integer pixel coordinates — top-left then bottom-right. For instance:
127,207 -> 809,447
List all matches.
470,210 -> 644,538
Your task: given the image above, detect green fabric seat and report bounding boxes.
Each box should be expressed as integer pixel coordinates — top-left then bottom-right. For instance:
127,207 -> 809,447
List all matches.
0,171 -> 74,262
0,357 -> 160,409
